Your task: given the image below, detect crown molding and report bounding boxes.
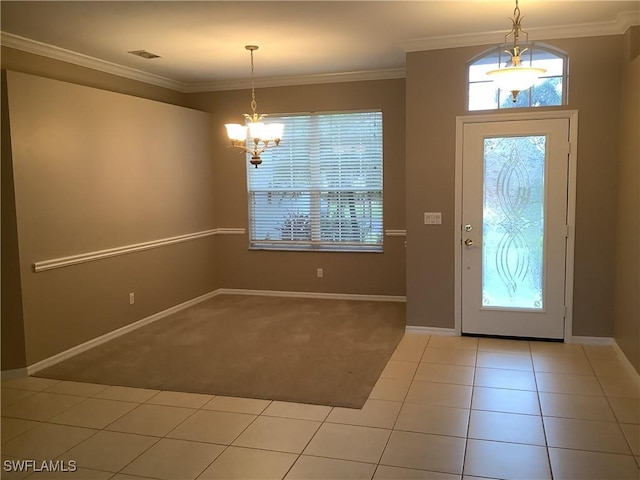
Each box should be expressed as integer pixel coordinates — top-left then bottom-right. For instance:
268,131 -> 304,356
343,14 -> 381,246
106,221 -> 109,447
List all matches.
3,9 -> 638,92
1,32 -> 187,91
183,68 -> 406,92
401,10 -> 640,52
1,30 -> 404,92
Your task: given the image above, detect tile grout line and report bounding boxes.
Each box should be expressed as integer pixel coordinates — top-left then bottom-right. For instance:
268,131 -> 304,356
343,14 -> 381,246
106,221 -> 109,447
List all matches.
191,397 -> 273,480
1,384 -> 117,472
112,402 -> 202,478
117,394 -> 289,478
583,346 -> 639,459
59,389 -> 213,478
208,398 -> 330,479
530,341 -> 555,480
70,395 -> 172,478
279,417 -> 326,480
460,337 -> 479,478
388,334 -> 430,429
248,399 -> 333,480
373,333 -> 430,478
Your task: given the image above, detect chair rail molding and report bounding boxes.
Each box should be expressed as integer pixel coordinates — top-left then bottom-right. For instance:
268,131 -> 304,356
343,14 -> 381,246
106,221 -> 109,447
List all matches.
32,228 -> 246,273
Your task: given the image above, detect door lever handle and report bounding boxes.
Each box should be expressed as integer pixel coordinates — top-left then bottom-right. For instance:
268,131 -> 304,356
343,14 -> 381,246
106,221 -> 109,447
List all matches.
464,239 -> 474,246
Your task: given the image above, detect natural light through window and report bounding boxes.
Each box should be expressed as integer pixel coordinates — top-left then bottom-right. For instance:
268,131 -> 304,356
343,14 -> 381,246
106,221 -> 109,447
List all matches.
468,44 -> 567,111
247,111 -> 383,252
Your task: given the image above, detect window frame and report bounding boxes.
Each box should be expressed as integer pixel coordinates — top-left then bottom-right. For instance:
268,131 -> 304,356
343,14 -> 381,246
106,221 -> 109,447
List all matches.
246,109 -> 384,253
467,42 -> 569,112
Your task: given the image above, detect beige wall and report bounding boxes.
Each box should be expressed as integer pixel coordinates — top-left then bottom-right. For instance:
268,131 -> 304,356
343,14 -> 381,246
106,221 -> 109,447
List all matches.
406,35 -> 624,335
186,80 -> 406,296
5,71 -> 218,365
1,47 -> 191,370
614,27 -> 640,374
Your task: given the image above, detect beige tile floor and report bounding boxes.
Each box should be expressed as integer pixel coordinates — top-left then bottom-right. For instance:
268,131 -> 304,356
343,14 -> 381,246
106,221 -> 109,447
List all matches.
1,334 -> 639,480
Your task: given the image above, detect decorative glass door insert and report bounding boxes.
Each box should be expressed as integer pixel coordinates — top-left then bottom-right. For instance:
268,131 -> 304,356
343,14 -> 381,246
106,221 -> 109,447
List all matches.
482,135 -> 546,310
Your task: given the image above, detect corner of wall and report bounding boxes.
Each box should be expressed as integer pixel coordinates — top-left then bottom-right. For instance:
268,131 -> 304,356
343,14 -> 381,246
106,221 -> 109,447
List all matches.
626,25 -> 639,60
1,69 -> 28,370
613,29 -> 640,375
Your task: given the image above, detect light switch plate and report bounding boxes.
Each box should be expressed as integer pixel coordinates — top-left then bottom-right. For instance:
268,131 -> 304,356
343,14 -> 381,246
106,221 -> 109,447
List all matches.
424,212 -> 442,225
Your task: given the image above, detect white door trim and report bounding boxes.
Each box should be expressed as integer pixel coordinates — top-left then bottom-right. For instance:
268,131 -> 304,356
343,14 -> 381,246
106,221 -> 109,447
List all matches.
454,110 -> 578,340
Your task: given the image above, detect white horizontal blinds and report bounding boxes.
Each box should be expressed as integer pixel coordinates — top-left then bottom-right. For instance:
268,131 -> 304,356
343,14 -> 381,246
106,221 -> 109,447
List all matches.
247,111 -> 383,251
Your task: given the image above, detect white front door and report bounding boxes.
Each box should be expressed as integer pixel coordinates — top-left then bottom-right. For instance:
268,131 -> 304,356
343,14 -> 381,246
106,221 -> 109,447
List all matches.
461,118 -> 570,339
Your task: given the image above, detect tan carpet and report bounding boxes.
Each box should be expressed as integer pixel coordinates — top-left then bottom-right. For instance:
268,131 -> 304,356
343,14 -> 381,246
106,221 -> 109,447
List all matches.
35,295 -> 406,408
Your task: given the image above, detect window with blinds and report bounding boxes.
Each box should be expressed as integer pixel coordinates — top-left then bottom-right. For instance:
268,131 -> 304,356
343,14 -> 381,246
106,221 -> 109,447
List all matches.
247,110 -> 383,252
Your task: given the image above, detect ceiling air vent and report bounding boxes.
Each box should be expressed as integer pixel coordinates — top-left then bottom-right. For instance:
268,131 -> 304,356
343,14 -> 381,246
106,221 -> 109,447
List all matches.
128,50 -> 161,59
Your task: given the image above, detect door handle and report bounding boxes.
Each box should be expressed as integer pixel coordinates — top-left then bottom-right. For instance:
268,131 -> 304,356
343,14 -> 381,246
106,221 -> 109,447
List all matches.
464,239 -> 474,246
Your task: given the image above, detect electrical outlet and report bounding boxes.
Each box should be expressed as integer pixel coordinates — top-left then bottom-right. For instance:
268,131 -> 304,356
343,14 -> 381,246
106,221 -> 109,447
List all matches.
317,268 -> 324,278
129,292 -> 135,305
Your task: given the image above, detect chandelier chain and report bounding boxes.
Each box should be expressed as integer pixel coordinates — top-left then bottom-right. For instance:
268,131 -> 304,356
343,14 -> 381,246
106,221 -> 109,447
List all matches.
249,48 -> 257,116
225,44 -> 283,168
506,0 -> 528,62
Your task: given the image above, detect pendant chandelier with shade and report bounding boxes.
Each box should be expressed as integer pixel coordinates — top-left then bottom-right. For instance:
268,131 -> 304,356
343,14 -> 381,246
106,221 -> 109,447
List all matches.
225,45 -> 283,168
486,0 -> 546,102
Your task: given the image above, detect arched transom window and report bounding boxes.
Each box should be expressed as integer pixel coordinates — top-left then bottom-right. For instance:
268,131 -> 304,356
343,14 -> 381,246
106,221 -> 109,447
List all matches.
468,44 -> 568,111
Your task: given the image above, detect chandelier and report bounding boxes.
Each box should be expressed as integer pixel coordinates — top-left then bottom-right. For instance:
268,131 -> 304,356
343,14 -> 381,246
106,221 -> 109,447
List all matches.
225,45 -> 283,168
486,0 -> 546,102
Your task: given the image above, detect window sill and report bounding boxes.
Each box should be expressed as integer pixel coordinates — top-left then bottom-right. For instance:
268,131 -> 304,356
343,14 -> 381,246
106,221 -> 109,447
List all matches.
249,244 -> 383,253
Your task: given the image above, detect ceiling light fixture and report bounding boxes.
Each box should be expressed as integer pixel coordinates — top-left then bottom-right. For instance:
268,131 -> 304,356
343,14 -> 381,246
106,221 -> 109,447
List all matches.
486,0 -> 546,102
225,45 -> 283,168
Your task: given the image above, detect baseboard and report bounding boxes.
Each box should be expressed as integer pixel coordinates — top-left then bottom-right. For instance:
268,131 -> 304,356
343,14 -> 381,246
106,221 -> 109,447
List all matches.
218,288 -> 406,303
1,368 -> 28,380
569,336 -> 615,346
27,289 -> 223,375
569,336 -> 639,380
405,326 -> 456,336
612,341 -> 640,381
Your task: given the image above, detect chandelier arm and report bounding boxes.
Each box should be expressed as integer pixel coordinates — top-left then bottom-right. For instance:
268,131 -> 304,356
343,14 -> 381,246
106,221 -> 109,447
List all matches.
229,142 -> 263,157
230,145 -> 251,155
256,142 -> 270,157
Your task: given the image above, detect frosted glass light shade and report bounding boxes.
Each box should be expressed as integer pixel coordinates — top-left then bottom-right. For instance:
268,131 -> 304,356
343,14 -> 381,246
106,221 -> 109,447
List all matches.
225,123 -> 248,142
247,121 -> 267,140
486,65 -> 546,93
266,123 -> 284,141
226,118 -> 283,153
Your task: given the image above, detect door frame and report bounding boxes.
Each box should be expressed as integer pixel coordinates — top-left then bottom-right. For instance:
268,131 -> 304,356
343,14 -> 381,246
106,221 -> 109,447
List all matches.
454,110 -> 579,341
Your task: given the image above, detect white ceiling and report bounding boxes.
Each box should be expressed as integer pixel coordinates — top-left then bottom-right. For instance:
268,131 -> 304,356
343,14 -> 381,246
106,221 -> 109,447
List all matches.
1,1 -> 639,91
